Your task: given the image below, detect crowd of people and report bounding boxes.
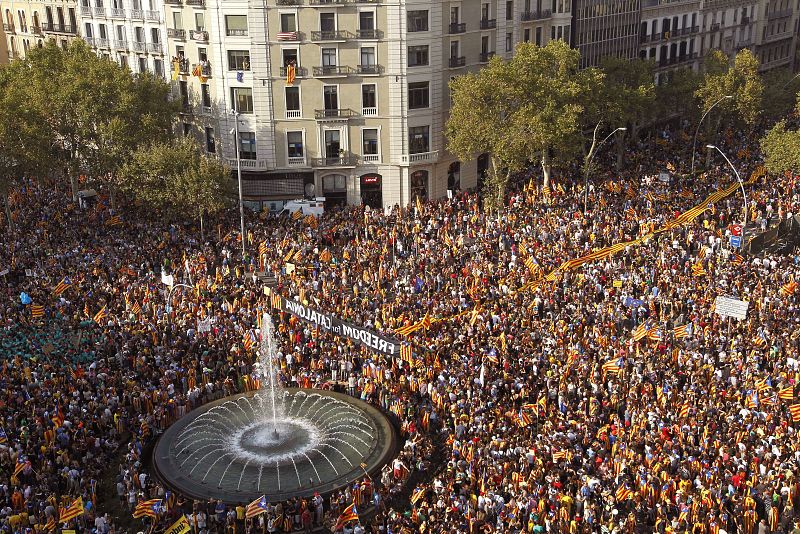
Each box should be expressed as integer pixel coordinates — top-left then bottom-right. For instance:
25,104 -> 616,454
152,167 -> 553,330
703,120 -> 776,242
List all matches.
2,120 -> 800,534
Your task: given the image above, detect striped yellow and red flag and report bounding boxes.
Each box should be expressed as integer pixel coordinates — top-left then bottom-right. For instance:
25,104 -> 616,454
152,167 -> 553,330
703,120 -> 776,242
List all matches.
789,404 -> 800,422
31,305 -> 44,318
59,497 -> 84,523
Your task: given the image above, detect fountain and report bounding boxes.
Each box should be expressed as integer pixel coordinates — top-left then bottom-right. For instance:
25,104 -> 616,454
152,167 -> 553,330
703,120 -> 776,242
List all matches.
153,314 -> 397,503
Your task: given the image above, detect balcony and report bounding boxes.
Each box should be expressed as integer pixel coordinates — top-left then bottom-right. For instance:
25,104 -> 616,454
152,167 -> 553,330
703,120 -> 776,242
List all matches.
80,6 -> 92,16
130,8 -> 144,18
110,8 -> 125,17
448,56 -> 466,68
93,6 -> 106,16
227,159 -> 266,169
276,31 -> 300,41
190,29 -> 208,41
357,64 -> 382,75
479,51 -> 495,62
278,0 -> 302,4
174,57 -> 190,73
168,28 -> 186,39
42,23 -> 77,34
113,39 -> 127,49
32,25 -> 43,35
186,0 -> 205,6
763,30 -> 794,43
91,37 -> 110,48
312,65 -> 351,77
145,10 -> 160,21
480,18 -> 496,29
362,107 -> 377,116
657,52 -> 698,68
314,108 -> 356,119
362,154 -> 380,163
148,42 -> 163,54
740,15 -> 750,24
768,8 -> 792,19
2,23 -> 14,33
285,110 -> 302,119
309,0 -> 347,5
448,22 -> 466,34
400,151 -> 439,164
132,40 -> 145,51
226,28 -> 248,36
710,22 -> 720,31
357,28 -> 381,39
287,156 -> 306,166
279,65 -> 307,77
311,154 -> 357,167
164,0 -> 181,4
311,30 -> 353,41
521,9 -> 551,21
192,63 -> 212,76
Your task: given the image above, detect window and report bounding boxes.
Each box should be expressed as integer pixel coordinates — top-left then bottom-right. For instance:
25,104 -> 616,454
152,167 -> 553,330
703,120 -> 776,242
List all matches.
227,50 -> 250,70
225,15 -> 247,36
285,86 -> 300,111
134,26 -> 144,42
99,23 -> 107,38
505,32 -> 513,51
407,10 -> 428,32
362,128 -> 378,156
408,45 -> 428,66
173,12 -> 182,29
524,28 -> 530,42
481,35 -> 489,54
450,41 -> 459,59
535,26 -> 541,45
506,0 -> 513,19
206,127 -> 215,153
359,11 -> 374,30
362,84 -> 376,110
116,24 -> 124,40
183,123 -> 191,136
238,132 -> 256,160
287,131 -> 303,158
280,13 -> 296,32
360,46 -> 376,66
153,58 -> 163,77
282,48 -> 298,67
120,55 -> 128,68
179,80 -> 188,107
150,27 -> 160,44
319,12 -> 335,31
481,3 -> 489,20
231,87 -> 253,113
408,82 -> 429,109
323,86 -> 338,110
450,6 -> 459,24
408,126 -> 429,154
201,84 -> 211,107
85,22 -> 93,37
324,130 -> 340,158
195,12 -> 205,31
139,56 -> 147,73
321,47 -> 336,66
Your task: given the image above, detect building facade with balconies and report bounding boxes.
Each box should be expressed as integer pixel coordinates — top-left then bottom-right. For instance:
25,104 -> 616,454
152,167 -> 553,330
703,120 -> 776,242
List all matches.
753,0 -> 797,70
639,0 -> 704,79
1,0 -> 80,59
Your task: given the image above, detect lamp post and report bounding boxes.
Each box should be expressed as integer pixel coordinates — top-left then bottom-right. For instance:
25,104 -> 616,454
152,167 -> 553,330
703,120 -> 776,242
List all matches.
583,124 -> 627,214
691,95 -> 733,175
707,144 -> 748,226
781,72 -> 800,89
231,109 -> 246,259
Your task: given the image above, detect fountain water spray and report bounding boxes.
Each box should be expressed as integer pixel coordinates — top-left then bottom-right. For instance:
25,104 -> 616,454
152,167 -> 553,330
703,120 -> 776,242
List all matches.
260,313 -> 281,437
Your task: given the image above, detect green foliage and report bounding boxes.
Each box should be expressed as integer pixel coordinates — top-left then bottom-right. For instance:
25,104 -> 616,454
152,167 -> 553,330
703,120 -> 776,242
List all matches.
760,69 -> 800,121
760,121 -> 800,175
446,41 -> 602,210
120,137 -> 232,224
696,48 -> 764,126
655,68 -> 701,120
596,57 -> 656,131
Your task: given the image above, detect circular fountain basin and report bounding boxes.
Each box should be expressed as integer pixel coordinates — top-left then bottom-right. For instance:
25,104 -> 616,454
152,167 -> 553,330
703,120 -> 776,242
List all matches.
153,389 -> 397,503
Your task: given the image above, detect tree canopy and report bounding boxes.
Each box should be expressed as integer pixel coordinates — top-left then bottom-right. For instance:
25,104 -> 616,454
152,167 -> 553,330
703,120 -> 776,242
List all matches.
696,49 -> 764,126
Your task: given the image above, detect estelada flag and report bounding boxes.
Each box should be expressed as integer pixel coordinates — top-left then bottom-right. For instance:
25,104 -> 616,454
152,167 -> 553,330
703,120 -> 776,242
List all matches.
59,496 -> 84,523
334,503 -> 359,530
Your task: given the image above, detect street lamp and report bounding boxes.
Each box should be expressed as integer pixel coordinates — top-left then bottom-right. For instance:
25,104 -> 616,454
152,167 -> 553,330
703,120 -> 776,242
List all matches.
583,124 -> 627,214
781,72 -> 800,89
707,144 -> 748,226
691,95 -> 733,174
231,109 -> 246,258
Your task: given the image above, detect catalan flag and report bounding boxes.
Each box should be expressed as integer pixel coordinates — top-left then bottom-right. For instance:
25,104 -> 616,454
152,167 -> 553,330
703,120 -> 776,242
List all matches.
245,495 -> 268,519
781,280 -> 798,297
415,195 -> 423,215
625,207 -> 637,220
258,241 -> 267,257
106,215 -> 122,227
673,323 -> 692,339
52,403 -> 64,428
242,331 -> 257,352
400,344 -> 414,365
646,325 -> 662,342
616,485 -> 633,501
524,256 -> 540,274
679,402 -> 690,419
133,499 -> 162,519
13,457 -> 27,477
93,305 -> 108,324
746,391 -> 758,409
52,277 -> 72,296
691,262 -> 706,276
44,517 -> 56,531
59,496 -> 85,522
752,332 -> 768,348
291,210 -> 303,221
602,358 -> 623,376
131,301 -> 142,315
515,409 -> 533,427
779,386 -> 795,401
789,404 -> 800,422
410,486 -> 426,506
552,450 -> 568,462
631,322 -> 648,342
31,304 -> 44,318
730,253 -> 744,265
334,503 -> 359,531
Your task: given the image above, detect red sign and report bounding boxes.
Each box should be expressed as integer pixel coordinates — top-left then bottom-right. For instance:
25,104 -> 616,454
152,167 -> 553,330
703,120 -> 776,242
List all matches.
361,174 -> 381,186
729,224 -> 743,237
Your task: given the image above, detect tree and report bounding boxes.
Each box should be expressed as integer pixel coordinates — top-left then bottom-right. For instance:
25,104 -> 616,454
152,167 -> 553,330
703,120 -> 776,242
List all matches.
655,67 -> 701,120
446,41 -> 603,210
695,49 -> 764,127
760,68 -> 800,121
761,97 -> 800,174
119,138 -> 232,236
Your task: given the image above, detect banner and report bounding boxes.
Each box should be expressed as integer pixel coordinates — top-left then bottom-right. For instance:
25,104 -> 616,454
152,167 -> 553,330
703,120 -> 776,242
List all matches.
165,515 -> 191,534
274,295 -> 403,357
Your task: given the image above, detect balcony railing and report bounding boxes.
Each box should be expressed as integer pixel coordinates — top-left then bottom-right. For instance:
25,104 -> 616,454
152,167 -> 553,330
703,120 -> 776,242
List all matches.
285,110 -> 302,119
42,23 -> 77,34
312,65 -> 351,76
148,42 -> 163,54
448,22 -> 466,34
80,6 -> 92,16
480,18 -> 496,29
767,8 -> 792,19
357,64 -> 382,75
132,40 -> 145,51
130,8 -> 144,18
448,56 -> 466,68
309,0 -> 347,5
362,107 -> 377,116
93,6 -> 106,16
88,37 -> 110,47
314,108 -> 356,119
168,28 -> 186,39
311,30 -> 353,40
287,156 -> 306,166
192,63 -> 212,76
110,8 -> 125,17
164,0 -> 181,4
362,154 -> 380,163
479,51 -> 495,62
277,0 -> 302,4
186,0 -> 204,6
311,154 -> 357,167
357,28 -> 381,39
401,151 -> 439,164
113,39 -> 127,49
2,23 -> 14,33
145,10 -> 160,21
521,9 -> 551,21
657,52 -> 698,67
227,28 -> 248,36
710,22 -> 720,31
32,25 -> 43,35
763,30 -> 794,42
174,57 -> 190,73
190,30 -> 208,41
740,15 -> 750,24
279,65 -> 307,77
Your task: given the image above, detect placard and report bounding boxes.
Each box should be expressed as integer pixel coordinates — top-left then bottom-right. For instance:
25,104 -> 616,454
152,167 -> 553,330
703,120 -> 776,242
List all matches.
714,296 -> 749,320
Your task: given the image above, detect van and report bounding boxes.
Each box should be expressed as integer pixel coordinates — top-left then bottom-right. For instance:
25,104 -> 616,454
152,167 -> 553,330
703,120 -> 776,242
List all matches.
281,198 -> 326,217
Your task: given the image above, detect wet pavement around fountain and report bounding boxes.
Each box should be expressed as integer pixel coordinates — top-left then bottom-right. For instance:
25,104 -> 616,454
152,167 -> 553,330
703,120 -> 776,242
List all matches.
5,121 -> 800,533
